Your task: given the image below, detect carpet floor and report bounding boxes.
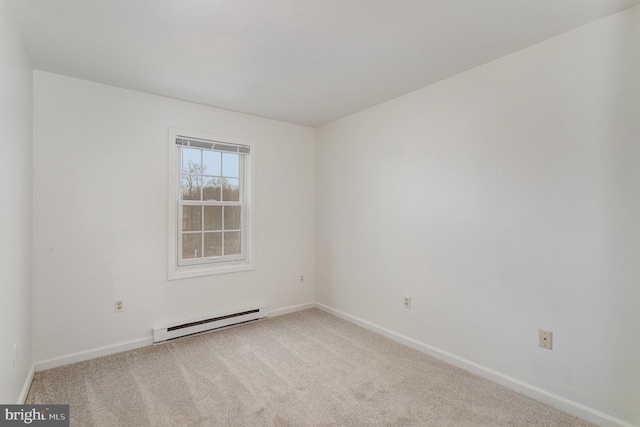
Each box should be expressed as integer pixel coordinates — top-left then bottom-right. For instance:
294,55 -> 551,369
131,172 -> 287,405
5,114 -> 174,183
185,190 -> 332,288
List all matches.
26,309 -> 595,426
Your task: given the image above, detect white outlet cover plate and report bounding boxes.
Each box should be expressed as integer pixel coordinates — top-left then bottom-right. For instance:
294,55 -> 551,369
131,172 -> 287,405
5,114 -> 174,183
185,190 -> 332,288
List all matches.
403,295 -> 411,309
539,329 -> 553,349
114,300 -> 124,313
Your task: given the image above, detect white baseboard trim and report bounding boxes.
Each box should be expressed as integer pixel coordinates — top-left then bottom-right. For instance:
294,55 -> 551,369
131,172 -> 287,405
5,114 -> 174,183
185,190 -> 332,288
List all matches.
18,364 -> 35,403
315,303 -> 636,427
32,303 -> 315,373
34,337 -> 153,372
269,302 -> 316,318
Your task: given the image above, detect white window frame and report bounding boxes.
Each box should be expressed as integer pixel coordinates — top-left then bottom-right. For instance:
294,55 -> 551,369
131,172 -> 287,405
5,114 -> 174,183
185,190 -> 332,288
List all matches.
168,128 -> 255,280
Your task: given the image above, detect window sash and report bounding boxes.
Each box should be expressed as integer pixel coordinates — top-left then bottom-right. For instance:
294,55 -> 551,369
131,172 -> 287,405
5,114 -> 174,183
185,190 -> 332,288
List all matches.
177,202 -> 246,266
176,138 -> 247,267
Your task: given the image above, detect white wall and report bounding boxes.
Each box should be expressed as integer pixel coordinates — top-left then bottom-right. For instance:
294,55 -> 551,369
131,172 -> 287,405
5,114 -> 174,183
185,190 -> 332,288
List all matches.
316,6 -> 640,426
0,0 -> 33,403
33,71 -> 315,363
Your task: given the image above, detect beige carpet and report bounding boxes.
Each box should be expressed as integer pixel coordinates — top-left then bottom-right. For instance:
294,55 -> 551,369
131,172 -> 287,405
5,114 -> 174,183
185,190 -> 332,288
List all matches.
27,309 -> 594,426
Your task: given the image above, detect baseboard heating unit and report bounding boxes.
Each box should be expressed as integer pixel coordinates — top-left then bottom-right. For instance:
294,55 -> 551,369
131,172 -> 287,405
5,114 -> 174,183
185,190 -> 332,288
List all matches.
153,306 -> 268,344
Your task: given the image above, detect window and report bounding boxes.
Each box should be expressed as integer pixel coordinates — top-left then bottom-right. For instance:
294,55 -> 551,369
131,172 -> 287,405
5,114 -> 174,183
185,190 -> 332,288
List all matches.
168,129 -> 254,280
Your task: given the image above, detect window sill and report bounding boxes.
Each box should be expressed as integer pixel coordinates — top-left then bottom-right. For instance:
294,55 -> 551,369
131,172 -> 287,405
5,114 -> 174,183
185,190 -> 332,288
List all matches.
168,262 -> 255,280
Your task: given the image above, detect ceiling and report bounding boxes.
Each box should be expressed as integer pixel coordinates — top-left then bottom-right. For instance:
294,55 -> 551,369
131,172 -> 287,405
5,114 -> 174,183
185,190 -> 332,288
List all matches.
6,0 -> 640,127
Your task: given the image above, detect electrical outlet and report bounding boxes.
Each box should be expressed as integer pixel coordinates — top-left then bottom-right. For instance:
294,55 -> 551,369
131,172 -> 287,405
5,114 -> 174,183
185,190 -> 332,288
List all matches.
539,329 -> 552,350
299,275 -> 304,284
403,295 -> 411,309
114,300 -> 124,313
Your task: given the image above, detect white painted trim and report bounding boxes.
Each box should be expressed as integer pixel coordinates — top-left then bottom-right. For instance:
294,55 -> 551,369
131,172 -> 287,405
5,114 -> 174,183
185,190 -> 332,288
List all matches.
18,364 -> 35,403
269,302 -> 316,318
34,337 -> 152,372
33,303 -> 314,372
167,127 -> 256,281
315,303 -> 637,427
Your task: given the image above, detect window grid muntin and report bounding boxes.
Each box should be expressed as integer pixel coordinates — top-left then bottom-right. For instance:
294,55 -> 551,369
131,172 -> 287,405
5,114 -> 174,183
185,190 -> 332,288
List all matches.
180,204 -> 243,258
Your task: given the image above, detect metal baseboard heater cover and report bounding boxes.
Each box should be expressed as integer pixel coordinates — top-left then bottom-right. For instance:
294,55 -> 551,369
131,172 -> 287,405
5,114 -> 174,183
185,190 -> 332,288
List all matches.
153,306 -> 268,343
